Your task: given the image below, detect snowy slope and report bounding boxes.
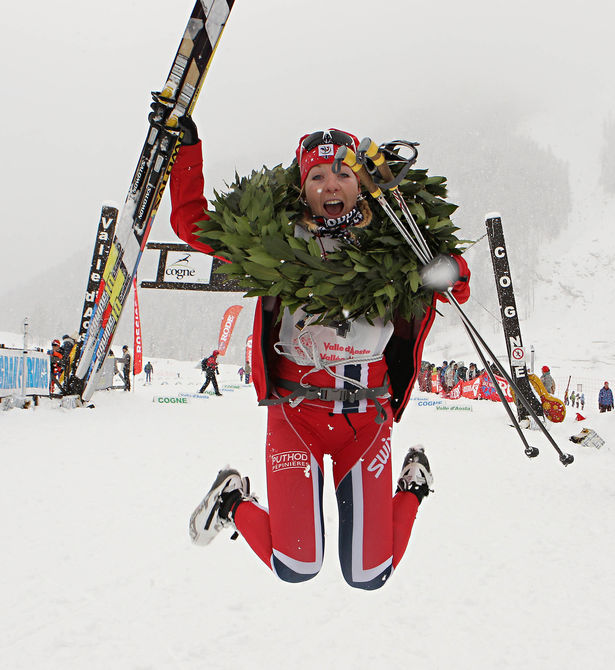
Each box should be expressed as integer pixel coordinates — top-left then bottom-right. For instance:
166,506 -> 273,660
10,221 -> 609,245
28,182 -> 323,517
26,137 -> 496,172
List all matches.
2,355 -> 614,670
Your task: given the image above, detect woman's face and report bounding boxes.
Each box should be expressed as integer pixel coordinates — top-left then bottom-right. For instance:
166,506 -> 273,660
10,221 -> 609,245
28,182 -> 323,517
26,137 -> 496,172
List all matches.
303,163 -> 359,218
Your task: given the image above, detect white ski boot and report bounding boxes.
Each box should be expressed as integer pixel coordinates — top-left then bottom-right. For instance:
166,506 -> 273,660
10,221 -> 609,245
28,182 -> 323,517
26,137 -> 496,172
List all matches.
189,468 -> 252,546
396,446 -> 434,501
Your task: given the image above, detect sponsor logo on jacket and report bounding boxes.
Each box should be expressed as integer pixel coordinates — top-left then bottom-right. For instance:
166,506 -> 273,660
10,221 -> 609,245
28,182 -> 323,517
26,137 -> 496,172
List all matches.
367,438 -> 392,479
271,451 -> 310,473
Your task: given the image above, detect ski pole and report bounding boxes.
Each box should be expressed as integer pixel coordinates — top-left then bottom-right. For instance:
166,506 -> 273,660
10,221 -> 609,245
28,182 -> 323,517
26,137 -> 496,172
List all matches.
444,288 -> 573,464
333,146 -> 426,260
357,138 -> 433,264
335,143 -> 538,459
460,318 -> 539,458
356,140 -> 574,464
337,142 -> 574,465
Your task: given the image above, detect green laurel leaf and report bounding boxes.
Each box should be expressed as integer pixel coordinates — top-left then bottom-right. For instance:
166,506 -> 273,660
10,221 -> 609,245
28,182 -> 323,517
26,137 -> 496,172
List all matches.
196,157 -> 468,323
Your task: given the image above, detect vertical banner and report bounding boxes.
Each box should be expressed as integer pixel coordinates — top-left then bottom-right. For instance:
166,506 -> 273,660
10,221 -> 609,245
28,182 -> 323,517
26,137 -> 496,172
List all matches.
133,276 -> 143,375
78,205 -> 118,343
217,305 -> 243,356
485,213 -> 542,419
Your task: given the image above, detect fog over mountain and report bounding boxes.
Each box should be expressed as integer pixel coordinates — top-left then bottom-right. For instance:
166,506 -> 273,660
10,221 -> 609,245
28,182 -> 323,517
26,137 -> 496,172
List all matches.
0,0 -> 610,366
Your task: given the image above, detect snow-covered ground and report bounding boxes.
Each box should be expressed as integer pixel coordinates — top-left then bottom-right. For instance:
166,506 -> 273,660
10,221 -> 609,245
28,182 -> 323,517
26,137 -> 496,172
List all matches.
2,352 -> 614,670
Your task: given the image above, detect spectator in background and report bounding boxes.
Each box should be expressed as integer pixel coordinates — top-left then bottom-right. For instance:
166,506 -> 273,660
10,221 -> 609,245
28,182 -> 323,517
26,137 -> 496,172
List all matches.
120,346 -> 131,391
244,360 -> 251,385
418,361 -> 432,392
451,362 -> 460,386
199,350 -> 222,396
439,360 -> 448,389
443,360 -> 456,392
579,392 -> 585,410
598,382 -> 613,413
456,361 -> 467,383
58,334 -> 76,374
144,361 -> 153,383
570,390 -> 576,407
238,367 -> 245,382
540,366 -> 556,394
425,364 -> 433,392
48,339 -> 63,393
467,362 -> 479,380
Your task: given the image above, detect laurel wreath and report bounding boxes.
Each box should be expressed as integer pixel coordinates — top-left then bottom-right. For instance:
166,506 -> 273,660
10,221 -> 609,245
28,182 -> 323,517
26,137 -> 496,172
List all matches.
194,160 -> 466,324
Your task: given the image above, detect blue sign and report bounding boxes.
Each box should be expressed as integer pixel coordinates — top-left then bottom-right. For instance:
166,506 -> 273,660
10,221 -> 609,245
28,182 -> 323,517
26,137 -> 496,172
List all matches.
0,349 -> 50,397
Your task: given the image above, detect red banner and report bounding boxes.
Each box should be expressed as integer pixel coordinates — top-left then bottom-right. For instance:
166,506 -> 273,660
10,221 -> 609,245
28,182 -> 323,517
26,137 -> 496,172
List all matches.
444,372 -> 513,402
217,305 -> 243,356
133,276 -> 143,375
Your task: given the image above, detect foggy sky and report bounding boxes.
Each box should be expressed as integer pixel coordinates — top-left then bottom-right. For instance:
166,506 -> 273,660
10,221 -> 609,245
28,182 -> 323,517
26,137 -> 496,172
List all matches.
0,0 -> 612,300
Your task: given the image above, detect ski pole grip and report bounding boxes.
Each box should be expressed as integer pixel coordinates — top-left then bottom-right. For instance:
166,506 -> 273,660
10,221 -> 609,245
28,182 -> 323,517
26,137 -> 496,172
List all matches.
334,146 -> 382,198
360,138 -> 397,190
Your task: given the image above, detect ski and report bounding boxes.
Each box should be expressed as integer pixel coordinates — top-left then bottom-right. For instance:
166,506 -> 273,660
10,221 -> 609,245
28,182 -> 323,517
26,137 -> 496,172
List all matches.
78,205 -> 118,345
72,0 -> 237,401
59,205 -> 119,395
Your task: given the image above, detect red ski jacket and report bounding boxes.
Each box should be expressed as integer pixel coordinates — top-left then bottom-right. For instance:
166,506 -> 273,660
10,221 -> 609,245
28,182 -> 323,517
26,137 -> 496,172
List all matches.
169,142 -> 470,422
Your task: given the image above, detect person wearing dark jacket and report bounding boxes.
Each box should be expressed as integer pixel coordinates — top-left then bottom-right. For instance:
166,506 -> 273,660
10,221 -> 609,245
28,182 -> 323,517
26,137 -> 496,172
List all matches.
199,351 -> 222,395
58,334 -> 76,375
58,334 -> 75,361
170,119 -> 470,590
48,339 -> 63,393
598,382 -> 613,412
120,346 -> 131,391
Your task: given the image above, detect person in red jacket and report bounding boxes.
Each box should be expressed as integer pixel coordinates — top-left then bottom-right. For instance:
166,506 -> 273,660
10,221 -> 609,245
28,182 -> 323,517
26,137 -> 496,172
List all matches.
198,350 -> 222,396
170,119 -> 470,590
48,339 -> 63,394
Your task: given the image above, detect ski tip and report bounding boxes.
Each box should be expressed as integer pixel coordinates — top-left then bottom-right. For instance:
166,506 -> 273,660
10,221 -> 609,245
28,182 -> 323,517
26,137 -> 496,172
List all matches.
101,200 -> 121,211
485,211 -> 502,221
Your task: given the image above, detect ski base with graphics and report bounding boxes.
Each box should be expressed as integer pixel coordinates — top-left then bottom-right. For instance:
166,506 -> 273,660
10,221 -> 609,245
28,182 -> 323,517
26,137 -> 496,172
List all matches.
72,0 -> 237,402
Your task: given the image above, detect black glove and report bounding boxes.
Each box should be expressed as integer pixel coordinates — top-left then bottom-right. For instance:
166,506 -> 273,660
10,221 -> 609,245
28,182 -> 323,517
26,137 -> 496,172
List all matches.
419,254 -> 461,291
177,115 -> 199,146
148,100 -> 170,127
147,101 -> 198,146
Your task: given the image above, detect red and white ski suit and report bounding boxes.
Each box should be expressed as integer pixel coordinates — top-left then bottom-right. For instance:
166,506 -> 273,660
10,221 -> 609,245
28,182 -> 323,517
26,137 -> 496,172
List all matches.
170,141 -> 470,589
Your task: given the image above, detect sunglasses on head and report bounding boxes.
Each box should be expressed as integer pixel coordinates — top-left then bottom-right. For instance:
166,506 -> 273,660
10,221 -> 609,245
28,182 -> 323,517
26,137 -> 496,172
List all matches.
300,130 -> 356,160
